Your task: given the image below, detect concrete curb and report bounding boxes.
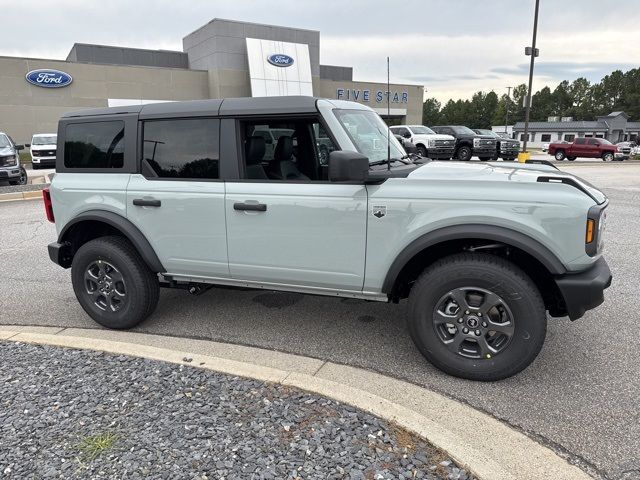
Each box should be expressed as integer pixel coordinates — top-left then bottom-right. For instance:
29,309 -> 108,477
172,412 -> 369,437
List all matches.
0,325 -> 592,480
0,190 -> 43,202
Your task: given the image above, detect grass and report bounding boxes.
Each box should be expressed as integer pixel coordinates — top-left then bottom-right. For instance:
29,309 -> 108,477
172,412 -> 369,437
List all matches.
77,431 -> 118,461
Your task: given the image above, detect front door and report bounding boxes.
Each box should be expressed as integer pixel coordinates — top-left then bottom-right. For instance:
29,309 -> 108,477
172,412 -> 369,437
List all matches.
225,117 -> 367,290
127,117 -> 228,278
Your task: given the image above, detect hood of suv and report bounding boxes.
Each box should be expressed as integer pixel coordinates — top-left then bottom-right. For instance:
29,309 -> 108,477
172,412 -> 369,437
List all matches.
31,144 -> 57,151
407,161 -> 606,204
0,146 -> 16,156
412,133 -> 455,142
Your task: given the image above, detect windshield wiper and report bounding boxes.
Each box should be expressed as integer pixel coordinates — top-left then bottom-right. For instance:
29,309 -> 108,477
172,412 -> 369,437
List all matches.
370,155 -> 412,167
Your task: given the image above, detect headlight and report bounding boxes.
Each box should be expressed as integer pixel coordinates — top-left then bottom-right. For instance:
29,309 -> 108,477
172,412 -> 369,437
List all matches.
473,138 -> 480,147
428,139 -> 437,148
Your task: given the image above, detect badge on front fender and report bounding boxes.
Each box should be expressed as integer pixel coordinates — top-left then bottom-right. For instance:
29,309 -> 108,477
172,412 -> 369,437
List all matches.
372,205 -> 387,218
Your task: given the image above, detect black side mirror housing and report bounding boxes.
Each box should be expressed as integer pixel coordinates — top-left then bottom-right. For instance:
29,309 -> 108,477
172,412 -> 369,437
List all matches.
328,151 -> 369,182
15,144 -> 24,151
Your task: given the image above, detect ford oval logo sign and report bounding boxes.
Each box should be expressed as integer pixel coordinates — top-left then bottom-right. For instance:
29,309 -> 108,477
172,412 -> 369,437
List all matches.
25,69 -> 73,88
267,54 -> 294,67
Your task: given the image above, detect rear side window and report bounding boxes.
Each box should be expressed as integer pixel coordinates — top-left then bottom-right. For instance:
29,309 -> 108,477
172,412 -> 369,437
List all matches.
142,118 -> 220,180
64,121 -> 124,168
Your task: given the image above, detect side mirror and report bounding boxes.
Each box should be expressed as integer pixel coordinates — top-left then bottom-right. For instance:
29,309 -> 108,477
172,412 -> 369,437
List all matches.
403,132 -> 411,139
15,144 -> 24,151
25,144 -> 31,148
328,151 -> 369,182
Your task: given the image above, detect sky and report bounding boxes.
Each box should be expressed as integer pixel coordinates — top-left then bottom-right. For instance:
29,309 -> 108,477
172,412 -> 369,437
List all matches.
1,0 -> 638,102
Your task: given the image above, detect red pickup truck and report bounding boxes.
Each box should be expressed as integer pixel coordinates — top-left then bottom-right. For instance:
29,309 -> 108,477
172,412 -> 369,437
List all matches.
548,137 -> 622,161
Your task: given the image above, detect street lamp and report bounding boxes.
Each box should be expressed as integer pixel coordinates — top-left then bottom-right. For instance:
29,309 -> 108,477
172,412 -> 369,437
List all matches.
522,0 -> 540,155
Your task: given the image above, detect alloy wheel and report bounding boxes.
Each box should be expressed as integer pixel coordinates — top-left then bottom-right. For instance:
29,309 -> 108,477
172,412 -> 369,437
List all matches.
432,287 -> 515,359
84,260 -> 127,312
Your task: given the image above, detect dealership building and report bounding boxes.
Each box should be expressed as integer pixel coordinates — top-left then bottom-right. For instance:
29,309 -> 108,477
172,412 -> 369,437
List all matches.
513,111 -> 640,148
0,18 -> 424,143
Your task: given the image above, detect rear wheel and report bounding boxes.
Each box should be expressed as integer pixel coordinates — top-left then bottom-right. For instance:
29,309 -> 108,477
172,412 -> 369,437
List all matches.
456,146 -> 472,161
567,156 -> 577,161
71,236 -> 159,329
407,253 -> 546,381
554,150 -> 566,161
602,152 -> 614,162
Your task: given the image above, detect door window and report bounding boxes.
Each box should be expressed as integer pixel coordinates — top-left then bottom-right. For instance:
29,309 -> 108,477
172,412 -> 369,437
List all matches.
574,138 -> 586,145
587,138 -> 599,145
142,118 -> 220,180
240,119 -> 337,181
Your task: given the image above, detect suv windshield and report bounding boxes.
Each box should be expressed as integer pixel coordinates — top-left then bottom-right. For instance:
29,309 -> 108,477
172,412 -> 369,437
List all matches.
334,109 -> 404,163
452,126 -> 477,136
32,135 -> 57,145
410,126 -> 436,135
0,134 -> 10,148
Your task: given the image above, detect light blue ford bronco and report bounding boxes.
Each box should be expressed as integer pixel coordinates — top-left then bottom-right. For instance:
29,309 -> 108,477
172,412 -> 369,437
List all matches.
44,97 -> 611,381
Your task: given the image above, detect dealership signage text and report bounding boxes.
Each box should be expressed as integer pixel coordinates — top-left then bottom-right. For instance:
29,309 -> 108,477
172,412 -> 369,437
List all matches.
25,69 -> 73,88
336,88 -> 408,103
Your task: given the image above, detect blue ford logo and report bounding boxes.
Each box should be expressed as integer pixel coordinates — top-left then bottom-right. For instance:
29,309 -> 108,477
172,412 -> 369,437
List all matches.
267,54 -> 294,67
25,69 -> 73,88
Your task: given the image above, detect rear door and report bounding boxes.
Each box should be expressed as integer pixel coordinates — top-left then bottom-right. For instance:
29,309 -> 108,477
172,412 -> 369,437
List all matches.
572,138 -> 587,157
126,117 -> 229,278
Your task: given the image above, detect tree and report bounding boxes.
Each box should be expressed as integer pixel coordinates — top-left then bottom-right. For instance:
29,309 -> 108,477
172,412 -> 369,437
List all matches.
422,98 -> 441,125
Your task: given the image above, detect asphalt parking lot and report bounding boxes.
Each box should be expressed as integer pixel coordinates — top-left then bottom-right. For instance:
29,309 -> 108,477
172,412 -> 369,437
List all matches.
0,162 -> 638,480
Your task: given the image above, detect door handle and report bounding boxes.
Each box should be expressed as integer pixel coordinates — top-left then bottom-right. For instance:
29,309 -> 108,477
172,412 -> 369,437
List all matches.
133,198 -> 161,207
234,202 -> 267,212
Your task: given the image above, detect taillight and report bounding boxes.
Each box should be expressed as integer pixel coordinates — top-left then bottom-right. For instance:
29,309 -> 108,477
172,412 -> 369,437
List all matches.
43,188 -> 54,223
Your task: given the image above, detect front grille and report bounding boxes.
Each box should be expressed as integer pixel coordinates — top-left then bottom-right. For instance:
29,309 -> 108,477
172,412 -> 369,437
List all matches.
434,140 -> 455,148
33,150 -> 56,157
479,139 -> 495,147
620,147 -> 631,154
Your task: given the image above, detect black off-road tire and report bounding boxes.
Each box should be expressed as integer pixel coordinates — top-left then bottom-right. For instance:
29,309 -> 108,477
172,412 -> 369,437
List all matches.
407,253 -> 547,381
71,236 -> 160,329
456,146 -> 472,161
416,145 -> 428,158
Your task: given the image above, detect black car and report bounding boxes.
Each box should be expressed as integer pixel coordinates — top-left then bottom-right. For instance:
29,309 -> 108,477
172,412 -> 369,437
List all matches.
430,125 -> 496,161
473,129 -> 520,161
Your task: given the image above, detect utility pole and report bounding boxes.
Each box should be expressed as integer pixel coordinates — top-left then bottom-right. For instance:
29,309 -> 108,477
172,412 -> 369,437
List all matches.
505,86 -> 512,135
522,0 -> 540,153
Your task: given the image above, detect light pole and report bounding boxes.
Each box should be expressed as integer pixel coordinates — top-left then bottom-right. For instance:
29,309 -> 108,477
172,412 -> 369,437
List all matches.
522,0 -> 540,154
505,86 -> 512,135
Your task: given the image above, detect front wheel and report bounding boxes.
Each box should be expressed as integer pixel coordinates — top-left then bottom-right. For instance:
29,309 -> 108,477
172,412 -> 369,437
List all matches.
554,150 -> 566,161
407,253 -> 546,381
9,167 -> 28,186
416,145 -> 428,158
71,236 -> 160,329
456,146 -> 472,161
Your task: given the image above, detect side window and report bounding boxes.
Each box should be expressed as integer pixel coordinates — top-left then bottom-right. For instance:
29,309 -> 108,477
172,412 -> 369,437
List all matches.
397,127 -> 410,137
574,138 -> 586,145
241,119 -> 337,181
142,118 -> 219,180
64,121 -> 124,169
587,138 -> 599,145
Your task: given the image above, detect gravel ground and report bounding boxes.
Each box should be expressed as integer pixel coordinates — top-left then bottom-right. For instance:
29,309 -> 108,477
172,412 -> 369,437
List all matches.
0,342 -> 475,480
0,183 -> 47,194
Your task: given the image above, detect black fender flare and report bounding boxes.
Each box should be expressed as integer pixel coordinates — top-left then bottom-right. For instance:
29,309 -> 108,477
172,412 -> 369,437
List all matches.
381,224 -> 567,294
58,210 -> 165,273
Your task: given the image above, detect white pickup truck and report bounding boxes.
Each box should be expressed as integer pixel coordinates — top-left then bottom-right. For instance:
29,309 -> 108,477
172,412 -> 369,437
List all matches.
390,125 -> 456,160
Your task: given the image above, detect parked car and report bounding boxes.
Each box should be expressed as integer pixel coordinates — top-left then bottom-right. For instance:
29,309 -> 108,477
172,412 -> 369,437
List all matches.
30,133 -> 57,169
548,138 -> 624,161
0,132 -> 27,185
472,129 -> 520,161
389,125 -> 455,160
44,97 -> 611,381
430,125 -> 497,161
615,141 -> 636,157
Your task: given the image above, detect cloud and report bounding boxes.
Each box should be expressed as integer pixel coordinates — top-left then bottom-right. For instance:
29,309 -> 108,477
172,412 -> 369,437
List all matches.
0,0 -> 638,102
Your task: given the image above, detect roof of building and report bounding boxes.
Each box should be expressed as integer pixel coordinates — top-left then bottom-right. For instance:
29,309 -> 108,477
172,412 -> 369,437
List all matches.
66,43 -> 189,69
